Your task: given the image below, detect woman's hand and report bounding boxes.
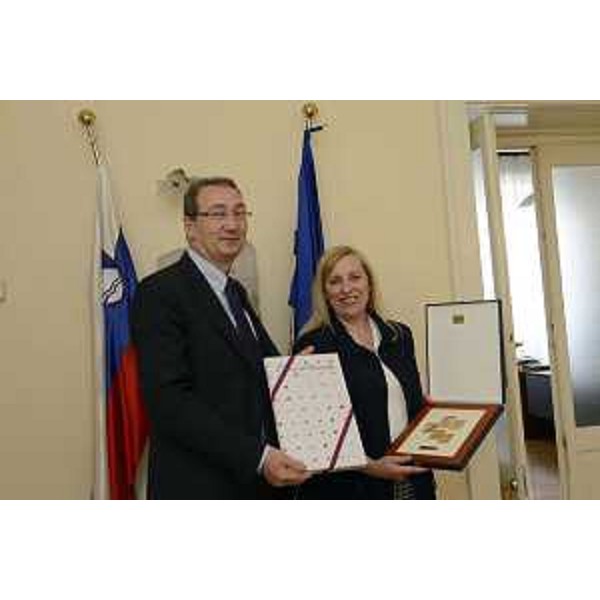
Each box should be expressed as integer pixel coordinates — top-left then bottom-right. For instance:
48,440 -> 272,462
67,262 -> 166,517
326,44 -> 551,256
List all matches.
296,345 -> 315,356
362,455 -> 429,481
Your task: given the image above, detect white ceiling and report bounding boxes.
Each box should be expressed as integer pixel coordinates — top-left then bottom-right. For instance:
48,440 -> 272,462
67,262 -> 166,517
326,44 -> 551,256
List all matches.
468,101 -> 600,131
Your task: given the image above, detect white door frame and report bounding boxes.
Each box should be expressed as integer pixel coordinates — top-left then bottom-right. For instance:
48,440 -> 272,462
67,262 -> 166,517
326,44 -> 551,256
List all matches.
435,101 -> 502,499
469,113 -> 530,499
532,142 -> 600,498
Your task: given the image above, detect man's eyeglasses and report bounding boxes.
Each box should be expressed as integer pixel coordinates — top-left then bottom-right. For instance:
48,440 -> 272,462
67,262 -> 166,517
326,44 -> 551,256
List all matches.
192,210 -> 253,222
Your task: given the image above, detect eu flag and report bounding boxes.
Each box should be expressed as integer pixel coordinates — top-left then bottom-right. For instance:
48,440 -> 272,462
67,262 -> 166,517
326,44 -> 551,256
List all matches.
289,126 -> 325,338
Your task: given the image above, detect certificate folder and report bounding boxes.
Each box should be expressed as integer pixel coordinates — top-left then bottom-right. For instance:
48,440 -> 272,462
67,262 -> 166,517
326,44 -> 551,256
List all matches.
263,353 -> 367,473
388,300 -> 505,471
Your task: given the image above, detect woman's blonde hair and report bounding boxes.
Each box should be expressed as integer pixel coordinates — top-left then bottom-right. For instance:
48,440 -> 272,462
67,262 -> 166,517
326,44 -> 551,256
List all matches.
301,245 -> 384,335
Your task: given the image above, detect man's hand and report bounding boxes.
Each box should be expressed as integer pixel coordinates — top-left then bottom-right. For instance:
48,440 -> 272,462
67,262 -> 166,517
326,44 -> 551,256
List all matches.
362,455 -> 429,481
262,447 -> 311,487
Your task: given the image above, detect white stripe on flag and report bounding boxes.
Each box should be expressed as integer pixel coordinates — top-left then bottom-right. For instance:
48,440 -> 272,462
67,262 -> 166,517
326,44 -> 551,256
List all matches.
91,164 -> 114,500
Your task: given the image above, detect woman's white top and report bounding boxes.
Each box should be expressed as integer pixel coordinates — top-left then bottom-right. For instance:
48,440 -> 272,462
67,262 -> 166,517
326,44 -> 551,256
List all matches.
369,318 -> 408,440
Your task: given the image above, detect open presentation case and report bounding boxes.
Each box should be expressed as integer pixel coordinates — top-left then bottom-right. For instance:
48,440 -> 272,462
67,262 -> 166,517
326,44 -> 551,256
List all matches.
388,300 -> 505,470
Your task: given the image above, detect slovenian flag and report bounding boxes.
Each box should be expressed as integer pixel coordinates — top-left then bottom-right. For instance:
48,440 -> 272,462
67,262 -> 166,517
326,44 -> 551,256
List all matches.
92,164 -> 148,499
288,126 -> 325,339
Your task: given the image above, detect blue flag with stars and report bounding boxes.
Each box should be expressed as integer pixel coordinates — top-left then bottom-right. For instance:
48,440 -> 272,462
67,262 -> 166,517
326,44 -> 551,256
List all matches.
288,126 -> 325,339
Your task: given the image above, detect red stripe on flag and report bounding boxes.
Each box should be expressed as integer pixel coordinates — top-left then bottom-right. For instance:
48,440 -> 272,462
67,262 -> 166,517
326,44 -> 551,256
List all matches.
106,345 -> 148,500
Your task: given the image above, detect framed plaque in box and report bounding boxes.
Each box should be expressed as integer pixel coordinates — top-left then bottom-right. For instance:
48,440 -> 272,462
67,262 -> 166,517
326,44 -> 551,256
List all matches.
388,300 -> 505,470
263,353 -> 367,473
388,402 -> 502,470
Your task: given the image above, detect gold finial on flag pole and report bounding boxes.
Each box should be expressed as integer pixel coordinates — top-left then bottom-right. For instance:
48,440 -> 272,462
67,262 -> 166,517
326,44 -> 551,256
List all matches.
78,108 -> 97,128
77,108 -> 101,166
302,102 -> 326,131
302,102 -> 319,121
302,102 -> 320,128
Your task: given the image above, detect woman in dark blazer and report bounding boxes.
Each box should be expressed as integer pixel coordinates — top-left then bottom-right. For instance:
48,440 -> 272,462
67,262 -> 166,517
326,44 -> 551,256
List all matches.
293,245 -> 436,500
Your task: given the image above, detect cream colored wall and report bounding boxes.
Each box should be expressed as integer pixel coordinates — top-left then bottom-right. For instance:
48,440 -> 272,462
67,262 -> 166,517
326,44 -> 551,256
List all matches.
314,101 -> 453,334
0,100 -> 477,498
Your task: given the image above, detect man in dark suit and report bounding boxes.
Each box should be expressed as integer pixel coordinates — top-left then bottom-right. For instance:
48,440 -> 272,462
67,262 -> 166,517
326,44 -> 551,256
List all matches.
131,177 -> 309,499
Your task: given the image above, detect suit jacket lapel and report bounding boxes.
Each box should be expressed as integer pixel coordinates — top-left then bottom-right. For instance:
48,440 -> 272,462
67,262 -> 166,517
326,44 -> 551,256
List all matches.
178,253 -> 256,367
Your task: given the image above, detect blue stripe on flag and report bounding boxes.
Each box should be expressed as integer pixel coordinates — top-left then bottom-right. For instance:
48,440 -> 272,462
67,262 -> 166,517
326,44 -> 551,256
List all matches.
102,230 -> 138,395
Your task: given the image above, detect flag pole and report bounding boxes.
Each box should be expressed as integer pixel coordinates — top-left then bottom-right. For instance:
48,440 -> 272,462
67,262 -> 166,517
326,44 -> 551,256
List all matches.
78,106 -> 108,499
77,108 -> 102,166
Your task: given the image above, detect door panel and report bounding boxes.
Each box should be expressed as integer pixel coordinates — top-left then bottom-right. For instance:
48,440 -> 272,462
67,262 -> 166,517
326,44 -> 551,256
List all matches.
551,165 -> 600,426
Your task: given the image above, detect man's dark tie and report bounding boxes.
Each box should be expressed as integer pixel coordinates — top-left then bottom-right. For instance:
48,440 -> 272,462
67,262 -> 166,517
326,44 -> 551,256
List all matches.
225,277 -> 268,445
224,278 -> 261,362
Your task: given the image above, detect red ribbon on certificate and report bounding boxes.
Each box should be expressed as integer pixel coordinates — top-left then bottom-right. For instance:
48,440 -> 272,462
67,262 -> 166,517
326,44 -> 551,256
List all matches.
269,354 -> 297,403
327,408 -> 354,471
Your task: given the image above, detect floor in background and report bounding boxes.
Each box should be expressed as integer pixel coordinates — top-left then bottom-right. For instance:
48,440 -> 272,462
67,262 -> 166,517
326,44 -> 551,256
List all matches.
526,438 -> 560,500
